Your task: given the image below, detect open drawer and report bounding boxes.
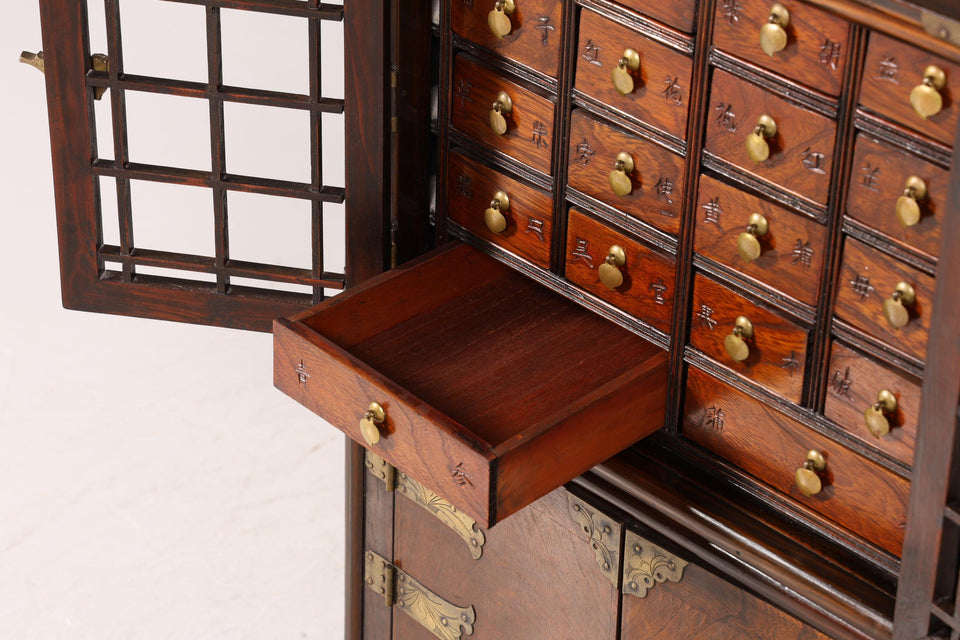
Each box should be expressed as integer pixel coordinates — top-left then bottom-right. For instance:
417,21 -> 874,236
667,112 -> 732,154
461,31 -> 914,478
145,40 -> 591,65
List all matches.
273,243 -> 668,527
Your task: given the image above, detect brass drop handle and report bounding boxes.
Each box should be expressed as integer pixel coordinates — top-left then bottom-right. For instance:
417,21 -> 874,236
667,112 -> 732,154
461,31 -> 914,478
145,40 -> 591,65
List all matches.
909,65 -> 947,120
759,3 -> 791,56
882,281 -> 916,329
736,213 -> 769,262
723,315 -> 754,362
611,48 -> 641,96
488,90 -> 513,136
864,389 -> 898,438
487,0 -> 516,38
745,114 -> 777,163
608,152 -> 635,197
895,176 -> 928,228
598,245 -> 627,290
484,190 -> 510,233
359,402 -> 386,446
795,450 -> 826,497
20,50 -> 110,100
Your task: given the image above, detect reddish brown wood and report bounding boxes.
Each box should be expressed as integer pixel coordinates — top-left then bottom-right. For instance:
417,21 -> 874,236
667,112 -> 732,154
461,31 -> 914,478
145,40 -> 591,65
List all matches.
694,174 -> 828,307
618,0 -> 697,33
575,8 -> 693,140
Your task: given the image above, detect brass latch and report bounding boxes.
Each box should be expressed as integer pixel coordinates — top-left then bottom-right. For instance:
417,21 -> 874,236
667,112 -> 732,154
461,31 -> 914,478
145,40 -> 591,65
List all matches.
364,550 -> 476,640
19,50 -> 110,100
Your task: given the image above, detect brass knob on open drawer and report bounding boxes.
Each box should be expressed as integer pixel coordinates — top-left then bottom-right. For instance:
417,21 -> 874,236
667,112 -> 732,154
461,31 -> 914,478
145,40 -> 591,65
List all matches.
795,450 -> 826,497
484,190 -> 510,233
611,48 -> 641,95
745,114 -> 777,163
909,65 -> 946,120
487,0 -> 516,38
359,402 -> 386,446
598,245 -> 626,290
737,213 -> 769,262
864,389 -> 898,438
882,281 -> 916,329
723,315 -> 754,362
895,175 -> 927,228
608,152 -> 635,197
759,3 -> 791,57
488,91 -> 513,136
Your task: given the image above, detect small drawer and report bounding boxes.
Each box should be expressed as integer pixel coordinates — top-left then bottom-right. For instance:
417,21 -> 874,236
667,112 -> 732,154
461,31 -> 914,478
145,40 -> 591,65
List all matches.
565,209 -> 676,333
684,367 -> 910,556
451,0 -> 564,78
834,237 -> 935,363
575,8 -> 693,140
705,69 -> 837,207
846,133 -> 947,261
448,153 -> 553,268
567,109 -> 685,236
861,32 -> 959,146
451,56 -> 556,175
694,174 -> 827,307
274,243 -> 669,528
823,341 -> 920,467
617,0 -> 697,33
689,273 -> 808,402
712,0 -> 850,97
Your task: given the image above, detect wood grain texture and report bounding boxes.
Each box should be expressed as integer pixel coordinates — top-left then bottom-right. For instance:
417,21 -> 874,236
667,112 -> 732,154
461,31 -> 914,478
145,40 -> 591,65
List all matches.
694,174 -> 827,307
618,0 -> 697,33
689,273 -> 809,402
565,209 -> 677,333
712,0 -> 851,97
705,68 -> 837,207
684,367 -> 910,556
447,153 -> 553,268
823,341 -> 919,467
860,31 -> 959,147
567,109 -> 686,236
451,56 -> 556,175
575,8 -> 693,139
834,236 -> 935,363
846,133 -> 947,262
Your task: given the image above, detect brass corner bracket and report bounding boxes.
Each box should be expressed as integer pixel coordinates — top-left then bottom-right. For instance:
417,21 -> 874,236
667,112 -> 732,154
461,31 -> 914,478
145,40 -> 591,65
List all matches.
622,529 -> 688,599
566,492 -> 623,587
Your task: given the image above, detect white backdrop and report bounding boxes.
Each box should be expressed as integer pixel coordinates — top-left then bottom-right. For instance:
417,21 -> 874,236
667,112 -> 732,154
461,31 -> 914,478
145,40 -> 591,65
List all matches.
1,3 -> 346,637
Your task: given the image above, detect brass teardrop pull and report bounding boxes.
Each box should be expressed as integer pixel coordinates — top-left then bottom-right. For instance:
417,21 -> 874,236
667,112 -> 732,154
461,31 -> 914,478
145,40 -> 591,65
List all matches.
487,0 -> 516,38
488,91 -> 513,136
882,281 -> 916,329
359,402 -> 386,446
909,65 -> 947,120
895,175 -> 928,228
483,191 -> 510,233
723,315 -> 754,362
611,48 -> 641,96
608,152 -> 635,197
745,114 -> 777,163
736,213 -> 769,262
864,389 -> 898,438
759,3 -> 791,57
795,450 -> 826,497
598,245 -> 626,290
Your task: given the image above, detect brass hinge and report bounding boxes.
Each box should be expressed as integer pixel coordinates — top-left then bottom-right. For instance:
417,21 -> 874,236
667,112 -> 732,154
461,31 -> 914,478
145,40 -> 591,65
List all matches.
366,451 -> 486,559
364,550 -> 477,640
566,492 -> 623,587
19,51 -> 110,100
622,529 -> 688,599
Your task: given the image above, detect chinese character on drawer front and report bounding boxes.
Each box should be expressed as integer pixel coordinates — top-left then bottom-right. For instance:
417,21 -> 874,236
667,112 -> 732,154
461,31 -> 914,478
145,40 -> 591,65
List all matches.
695,304 -> 717,330
525,218 -> 545,243
702,197 -> 724,232
791,239 -> 814,268
535,16 -> 555,46
714,103 -> 737,133
449,462 -> 473,488
531,120 -> 548,149
878,56 -> 899,82
456,173 -> 473,199
575,140 -> 595,166
582,40 -> 602,66
571,238 -> 594,267
721,0 -> 743,25
800,148 -> 826,174
295,360 -> 310,386
781,351 -> 800,376
653,177 -> 674,204
818,39 -> 841,70
649,279 -> 667,306
830,367 -> 854,399
455,79 -> 474,109
859,164 -> 880,192
701,406 -> 726,432
850,274 -> 875,300
661,76 -> 683,105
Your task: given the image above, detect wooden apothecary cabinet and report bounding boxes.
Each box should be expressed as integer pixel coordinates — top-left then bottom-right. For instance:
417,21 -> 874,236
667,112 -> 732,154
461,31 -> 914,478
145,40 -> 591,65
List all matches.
30,0 -> 960,638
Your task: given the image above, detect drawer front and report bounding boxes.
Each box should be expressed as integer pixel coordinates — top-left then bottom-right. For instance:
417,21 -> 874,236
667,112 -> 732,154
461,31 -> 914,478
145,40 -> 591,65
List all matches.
451,0 -> 564,78
618,0 -> 696,32
694,174 -> 827,306
712,0 -> 850,97
847,133 -> 947,261
565,208 -> 676,333
861,31 -> 959,146
823,341 -> 919,467
689,273 -> 808,402
575,8 -> 693,140
452,56 -> 556,175
834,237 -> 935,362
705,69 -> 836,207
684,367 -> 910,556
448,153 -> 553,268
567,109 -> 685,236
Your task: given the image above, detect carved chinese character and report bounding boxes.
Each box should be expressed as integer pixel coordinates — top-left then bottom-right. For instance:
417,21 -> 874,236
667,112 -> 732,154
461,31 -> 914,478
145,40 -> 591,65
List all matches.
571,238 -> 594,267
878,56 -> 899,82
649,279 -> 667,306
455,78 -> 474,109
714,102 -> 737,133
295,360 -> 310,386
695,304 -> 717,330
653,177 -> 674,205
860,164 -> 880,192
456,173 -> 473,199
535,16 -> 556,46
830,367 -> 854,399
449,462 -> 473,488
721,0 -> 743,25
702,197 -> 724,232
818,39 -> 841,70
525,218 -> 545,243
582,40 -> 602,66
661,76 -> 683,105
531,120 -> 548,149
575,139 -> 595,166
781,351 -> 800,376
791,239 -> 814,268
702,406 -> 726,432
800,147 -> 826,174
850,274 -> 875,300
462,0 -> 474,7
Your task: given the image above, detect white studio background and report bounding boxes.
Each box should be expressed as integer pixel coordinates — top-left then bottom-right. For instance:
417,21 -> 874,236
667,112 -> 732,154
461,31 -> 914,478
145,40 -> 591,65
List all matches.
1,3 -> 346,638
